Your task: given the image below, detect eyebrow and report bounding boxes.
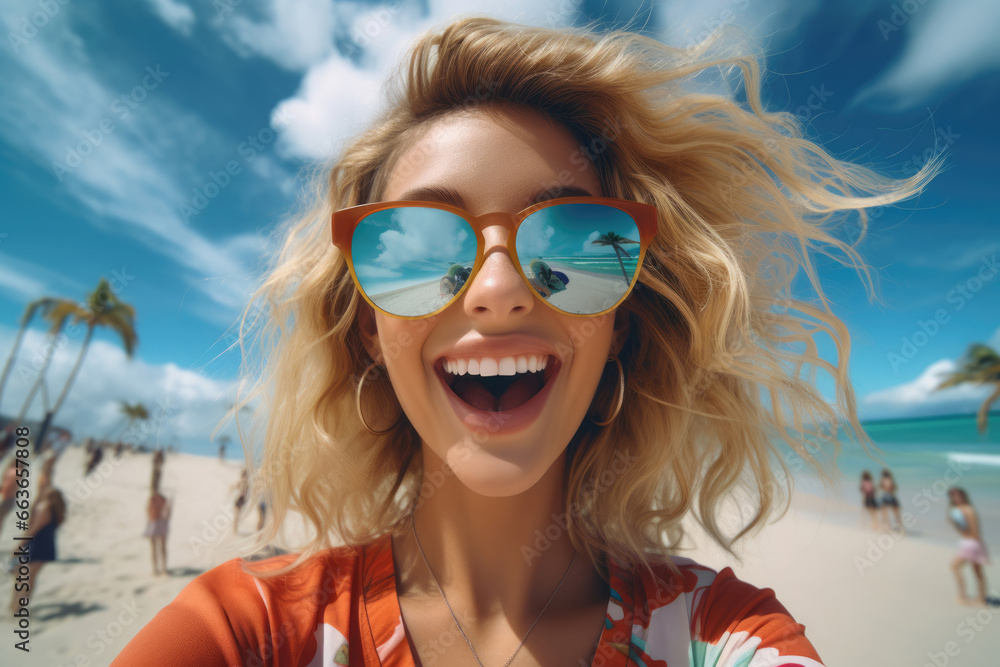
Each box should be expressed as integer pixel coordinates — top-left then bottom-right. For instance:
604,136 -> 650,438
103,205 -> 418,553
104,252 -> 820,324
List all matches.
394,185 -> 596,209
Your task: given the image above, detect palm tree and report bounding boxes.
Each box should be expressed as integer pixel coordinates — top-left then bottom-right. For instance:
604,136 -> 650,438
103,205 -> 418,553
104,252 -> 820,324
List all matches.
33,278 -> 138,452
935,343 -> 1000,435
102,401 -> 150,442
591,232 -> 639,283
10,298 -> 81,435
0,297 -> 61,418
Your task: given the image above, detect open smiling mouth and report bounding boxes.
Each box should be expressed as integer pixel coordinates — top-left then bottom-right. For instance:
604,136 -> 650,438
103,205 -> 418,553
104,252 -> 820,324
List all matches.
435,355 -> 560,413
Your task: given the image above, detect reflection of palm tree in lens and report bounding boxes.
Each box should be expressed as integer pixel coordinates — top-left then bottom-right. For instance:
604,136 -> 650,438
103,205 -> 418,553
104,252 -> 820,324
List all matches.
591,232 -> 639,282
529,260 -> 569,296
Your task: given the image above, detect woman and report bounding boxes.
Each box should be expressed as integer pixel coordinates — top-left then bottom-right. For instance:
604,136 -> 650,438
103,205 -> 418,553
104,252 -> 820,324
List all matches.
860,470 -> 879,530
143,467 -> 171,576
114,17 -> 939,666
947,487 -> 990,607
8,456 -> 66,614
878,468 -> 903,533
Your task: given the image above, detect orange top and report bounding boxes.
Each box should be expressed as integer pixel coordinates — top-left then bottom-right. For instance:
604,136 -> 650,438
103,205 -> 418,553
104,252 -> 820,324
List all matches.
113,533 -> 823,666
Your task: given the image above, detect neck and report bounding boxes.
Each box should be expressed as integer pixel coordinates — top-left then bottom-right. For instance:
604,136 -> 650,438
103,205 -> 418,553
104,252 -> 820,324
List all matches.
392,446 -> 605,624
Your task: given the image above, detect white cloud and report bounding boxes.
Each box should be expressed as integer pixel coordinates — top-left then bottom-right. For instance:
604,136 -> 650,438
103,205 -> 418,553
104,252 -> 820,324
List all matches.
373,209 -> 469,269
145,0 -> 196,36
0,325 -> 244,451
217,0 -> 338,71
270,55 -> 386,160
861,357 -> 995,420
224,0 -> 583,161
852,0 -> 1000,110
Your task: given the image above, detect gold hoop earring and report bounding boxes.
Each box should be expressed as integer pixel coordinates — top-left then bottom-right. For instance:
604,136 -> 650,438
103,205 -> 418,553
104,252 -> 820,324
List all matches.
589,355 -> 624,426
356,361 -> 403,435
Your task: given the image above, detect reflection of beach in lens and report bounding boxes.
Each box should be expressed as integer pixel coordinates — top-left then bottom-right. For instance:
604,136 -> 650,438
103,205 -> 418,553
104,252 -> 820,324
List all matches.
370,279 -> 456,316
526,260 -> 633,314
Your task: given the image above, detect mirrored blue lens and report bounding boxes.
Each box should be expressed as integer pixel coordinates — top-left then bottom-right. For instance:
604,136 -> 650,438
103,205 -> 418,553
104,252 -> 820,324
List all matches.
351,207 -> 478,317
516,203 -> 642,315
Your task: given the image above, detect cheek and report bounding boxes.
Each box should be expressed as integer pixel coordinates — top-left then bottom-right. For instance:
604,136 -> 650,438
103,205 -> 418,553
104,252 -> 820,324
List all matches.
559,316 -> 616,410
376,318 -> 436,413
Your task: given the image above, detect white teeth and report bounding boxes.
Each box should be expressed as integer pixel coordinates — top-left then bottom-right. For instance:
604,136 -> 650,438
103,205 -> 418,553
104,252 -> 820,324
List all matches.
442,355 -> 549,376
479,358 -> 499,377
498,357 -> 516,376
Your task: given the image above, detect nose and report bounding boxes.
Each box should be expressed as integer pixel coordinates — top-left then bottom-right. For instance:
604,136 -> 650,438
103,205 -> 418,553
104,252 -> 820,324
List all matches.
461,214 -> 535,322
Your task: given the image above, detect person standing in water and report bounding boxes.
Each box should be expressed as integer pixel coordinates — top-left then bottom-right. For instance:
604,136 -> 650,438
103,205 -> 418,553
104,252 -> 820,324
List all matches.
860,470 -> 879,530
879,468 -> 903,534
947,487 -> 990,607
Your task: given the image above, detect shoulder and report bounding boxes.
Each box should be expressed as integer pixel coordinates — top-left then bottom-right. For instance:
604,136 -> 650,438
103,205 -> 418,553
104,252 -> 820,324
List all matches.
113,545 -> 364,666
624,556 -> 824,667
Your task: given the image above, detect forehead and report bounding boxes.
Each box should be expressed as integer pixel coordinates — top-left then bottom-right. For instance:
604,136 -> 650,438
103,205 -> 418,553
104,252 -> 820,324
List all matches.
381,105 -> 602,208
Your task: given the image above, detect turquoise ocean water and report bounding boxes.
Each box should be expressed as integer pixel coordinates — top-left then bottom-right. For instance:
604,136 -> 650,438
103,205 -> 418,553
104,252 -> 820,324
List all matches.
547,255 -> 639,278
790,413 -> 1000,548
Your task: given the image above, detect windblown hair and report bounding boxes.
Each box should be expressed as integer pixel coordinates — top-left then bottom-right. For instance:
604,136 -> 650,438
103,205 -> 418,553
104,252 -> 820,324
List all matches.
225,16 -> 942,580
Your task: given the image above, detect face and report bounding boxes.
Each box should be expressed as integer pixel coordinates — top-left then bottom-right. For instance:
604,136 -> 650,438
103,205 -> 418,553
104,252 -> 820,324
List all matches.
359,105 -> 629,497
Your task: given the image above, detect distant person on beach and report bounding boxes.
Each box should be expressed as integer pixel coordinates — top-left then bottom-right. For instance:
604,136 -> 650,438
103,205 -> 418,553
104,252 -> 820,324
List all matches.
115,16 -> 941,666
947,486 -> 990,607
85,443 -> 103,476
232,467 -> 249,535
878,468 -> 903,533
143,474 -> 171,576
8,455 -> 66,615
860,470 -> 880,530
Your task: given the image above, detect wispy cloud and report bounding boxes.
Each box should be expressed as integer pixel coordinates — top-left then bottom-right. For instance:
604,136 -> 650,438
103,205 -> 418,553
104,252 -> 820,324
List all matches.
0,253 -> 88,305
903,241 -> 1000,272
144,0 -> 196,36
658,0 -> 823,49
852,0 -> 1000,110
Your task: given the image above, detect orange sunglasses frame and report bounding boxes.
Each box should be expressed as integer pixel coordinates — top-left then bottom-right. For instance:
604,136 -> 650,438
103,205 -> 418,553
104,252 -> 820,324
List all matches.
331,196 -> 658,320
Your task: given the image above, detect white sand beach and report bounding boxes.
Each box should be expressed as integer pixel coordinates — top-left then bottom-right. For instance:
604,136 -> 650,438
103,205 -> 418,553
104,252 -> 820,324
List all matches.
0,445 -> 997,666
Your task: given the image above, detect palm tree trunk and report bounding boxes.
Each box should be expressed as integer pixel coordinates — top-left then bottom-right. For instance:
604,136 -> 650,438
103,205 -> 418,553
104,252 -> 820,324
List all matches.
13,331 -> 60,431
976,382 -> 1000,435
0,318 -> 30,418
613,245 -> 629,282
36,323 -> 94,452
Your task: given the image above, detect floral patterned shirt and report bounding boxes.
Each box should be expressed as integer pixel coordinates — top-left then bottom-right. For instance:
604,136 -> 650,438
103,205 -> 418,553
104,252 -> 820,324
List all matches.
113,533 -> 823,666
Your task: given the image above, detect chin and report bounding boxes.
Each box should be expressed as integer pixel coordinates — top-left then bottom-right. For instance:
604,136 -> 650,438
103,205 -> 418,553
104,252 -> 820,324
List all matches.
441,437 -> 558,498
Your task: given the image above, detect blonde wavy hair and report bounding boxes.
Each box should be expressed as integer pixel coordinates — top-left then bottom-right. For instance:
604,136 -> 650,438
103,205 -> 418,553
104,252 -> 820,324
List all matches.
226,16 -> 942,580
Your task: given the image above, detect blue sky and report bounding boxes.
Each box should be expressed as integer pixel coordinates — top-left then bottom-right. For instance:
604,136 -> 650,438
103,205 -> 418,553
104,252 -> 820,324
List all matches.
1,0 -> 998,456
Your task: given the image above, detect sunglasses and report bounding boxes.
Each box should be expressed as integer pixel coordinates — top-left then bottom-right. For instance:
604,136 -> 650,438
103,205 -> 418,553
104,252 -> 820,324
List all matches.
332,196 -> 658,318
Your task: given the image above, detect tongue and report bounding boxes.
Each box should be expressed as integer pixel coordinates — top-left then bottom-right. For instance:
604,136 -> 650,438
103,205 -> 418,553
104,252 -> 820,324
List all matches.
451,373 -> 545,412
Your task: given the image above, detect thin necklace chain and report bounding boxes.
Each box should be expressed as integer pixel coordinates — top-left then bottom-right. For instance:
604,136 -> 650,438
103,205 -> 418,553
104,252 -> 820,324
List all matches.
409,510 -> 577,667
